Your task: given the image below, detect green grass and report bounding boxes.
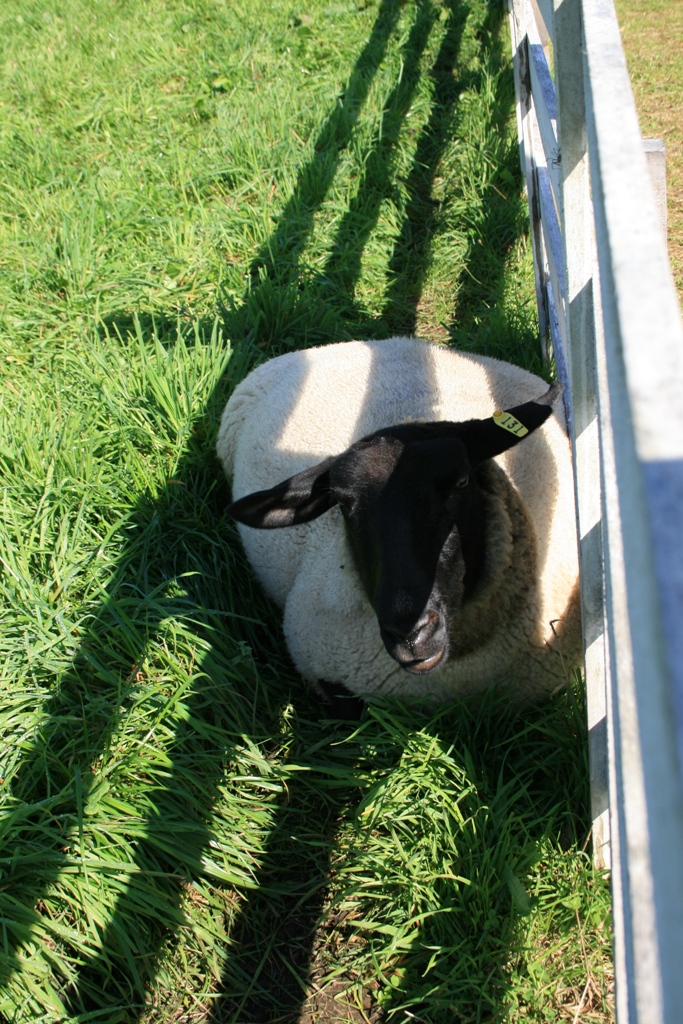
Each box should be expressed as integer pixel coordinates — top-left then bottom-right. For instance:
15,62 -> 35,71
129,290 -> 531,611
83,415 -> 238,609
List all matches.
0,0 -> 612,1021
614,0 -> 683,301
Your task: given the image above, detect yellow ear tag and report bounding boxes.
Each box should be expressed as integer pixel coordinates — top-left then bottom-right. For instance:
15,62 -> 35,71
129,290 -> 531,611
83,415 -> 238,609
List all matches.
492,409 -> 528,437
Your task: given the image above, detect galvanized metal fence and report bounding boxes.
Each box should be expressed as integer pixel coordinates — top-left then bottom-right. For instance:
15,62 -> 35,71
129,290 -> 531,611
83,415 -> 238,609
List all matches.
507,0 -> 683,1020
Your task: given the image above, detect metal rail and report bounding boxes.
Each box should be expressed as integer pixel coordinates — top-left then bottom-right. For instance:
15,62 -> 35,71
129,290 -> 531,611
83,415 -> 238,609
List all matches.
507,0 -> 683,1020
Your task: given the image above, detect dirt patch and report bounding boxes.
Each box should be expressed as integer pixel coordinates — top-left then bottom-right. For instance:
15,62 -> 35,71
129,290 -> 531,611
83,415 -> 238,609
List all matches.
295,906 -> 385,1024
297,980 -> 383,1024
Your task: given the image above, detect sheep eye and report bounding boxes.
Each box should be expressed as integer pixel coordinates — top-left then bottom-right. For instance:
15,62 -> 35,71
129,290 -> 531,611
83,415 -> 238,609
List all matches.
337,496 -> 354,517
456,474 -> 469,489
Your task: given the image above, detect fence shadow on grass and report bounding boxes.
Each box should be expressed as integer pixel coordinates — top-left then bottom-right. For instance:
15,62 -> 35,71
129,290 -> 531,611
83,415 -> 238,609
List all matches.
0,1 -> 591,1022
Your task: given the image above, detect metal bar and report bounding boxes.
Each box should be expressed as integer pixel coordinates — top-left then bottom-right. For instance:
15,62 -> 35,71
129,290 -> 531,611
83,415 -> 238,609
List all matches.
536,163 -> 566,303
551,0 -> 612,877
524,4 -> 562,209
643,137 -> 667,241
532,0 -> 552,47
528,42 -> 562,207
531,0 -> 555,46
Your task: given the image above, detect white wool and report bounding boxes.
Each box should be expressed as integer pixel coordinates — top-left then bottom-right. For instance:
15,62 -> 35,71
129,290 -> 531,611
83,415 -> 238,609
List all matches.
217,337 -> 581,702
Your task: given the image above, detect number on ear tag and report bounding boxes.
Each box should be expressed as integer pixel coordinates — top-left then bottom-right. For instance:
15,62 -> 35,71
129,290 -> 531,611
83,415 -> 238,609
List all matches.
492,409 -> 529,437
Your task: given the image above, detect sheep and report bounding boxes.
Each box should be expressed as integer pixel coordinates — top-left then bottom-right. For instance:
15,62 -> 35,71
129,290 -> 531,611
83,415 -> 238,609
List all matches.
217,336 -> 581,708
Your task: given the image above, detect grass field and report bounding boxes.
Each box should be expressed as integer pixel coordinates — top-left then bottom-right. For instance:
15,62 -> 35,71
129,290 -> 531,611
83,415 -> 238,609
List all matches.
0,1 -> 613,1022
615,0 -> 683,300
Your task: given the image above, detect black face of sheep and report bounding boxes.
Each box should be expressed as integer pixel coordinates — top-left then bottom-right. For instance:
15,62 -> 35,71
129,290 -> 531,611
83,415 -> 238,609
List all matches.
329,430 -> 483,673
228,385 -> 562,674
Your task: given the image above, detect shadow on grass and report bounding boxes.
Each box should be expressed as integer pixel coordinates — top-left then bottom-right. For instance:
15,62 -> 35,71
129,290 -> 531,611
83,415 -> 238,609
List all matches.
379,0 -> 480,333
440,14 -> 543,371
0,1 -> 590,1022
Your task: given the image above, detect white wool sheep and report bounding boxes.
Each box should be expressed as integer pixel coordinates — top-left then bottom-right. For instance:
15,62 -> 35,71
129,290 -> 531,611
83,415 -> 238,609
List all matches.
217,336 -> 581,703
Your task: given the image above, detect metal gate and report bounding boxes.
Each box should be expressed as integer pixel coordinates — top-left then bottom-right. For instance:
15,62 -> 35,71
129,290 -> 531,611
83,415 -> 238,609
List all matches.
507,0 -> 683,1019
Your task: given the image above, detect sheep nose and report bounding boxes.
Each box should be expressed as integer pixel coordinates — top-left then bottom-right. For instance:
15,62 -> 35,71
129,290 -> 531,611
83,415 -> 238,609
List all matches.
381,610 -> 441,647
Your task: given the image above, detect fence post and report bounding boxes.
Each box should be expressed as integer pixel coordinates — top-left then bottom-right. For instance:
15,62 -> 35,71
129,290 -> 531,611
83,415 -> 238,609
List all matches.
551,0 -> 611,873
643,138 -> 667,241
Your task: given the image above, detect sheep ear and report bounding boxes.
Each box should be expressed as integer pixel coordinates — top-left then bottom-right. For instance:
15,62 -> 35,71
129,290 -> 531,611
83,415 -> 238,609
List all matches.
458,382 -> 563,466
228,457 -> 338,529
